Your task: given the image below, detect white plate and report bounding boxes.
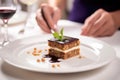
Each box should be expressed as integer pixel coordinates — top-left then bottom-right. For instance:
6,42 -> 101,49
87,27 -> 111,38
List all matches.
0,35 -> 116,73
0,11 -> 27,25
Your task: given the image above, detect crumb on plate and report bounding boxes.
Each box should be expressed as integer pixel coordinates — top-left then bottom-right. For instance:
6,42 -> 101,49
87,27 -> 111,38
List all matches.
34,48 -> 37,51
51,63 -> 60,68
41,58 -> 45,62
37,59 -> 41,62
38,50 -> 42,53
57,64 -> 60,67
52,64 -> 55,68
79,55 -> 85,59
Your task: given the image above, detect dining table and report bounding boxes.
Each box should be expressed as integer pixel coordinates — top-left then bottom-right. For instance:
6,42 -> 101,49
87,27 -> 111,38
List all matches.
0,11 -> 120,80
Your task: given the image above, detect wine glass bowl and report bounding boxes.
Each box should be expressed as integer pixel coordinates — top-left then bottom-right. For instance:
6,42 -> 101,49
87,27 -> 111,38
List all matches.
0,0 -> 17,47
0,7 -> 16,20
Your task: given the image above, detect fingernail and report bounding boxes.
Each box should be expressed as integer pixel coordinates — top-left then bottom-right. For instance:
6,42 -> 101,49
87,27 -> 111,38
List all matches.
53,24 -> 58,32
54,24 -> 57,28
81,28 -> 88,35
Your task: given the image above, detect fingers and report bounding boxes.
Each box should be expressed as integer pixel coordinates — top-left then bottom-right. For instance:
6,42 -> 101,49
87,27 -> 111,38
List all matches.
93,18 -> 116,37
81,9 -> 104,34
98,21 -> 116,37
52,7 -> 61,24
92,22 -> 107,37
42,5 -> 55,30
81,9 -> 116,37
101,29 -> 115,37
88,12 -> 107,35
36,9 -> 50,32
36,4 -> 61,33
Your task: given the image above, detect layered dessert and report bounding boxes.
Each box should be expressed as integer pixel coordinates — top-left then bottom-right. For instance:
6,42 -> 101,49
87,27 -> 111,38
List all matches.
48,36 -> 80,59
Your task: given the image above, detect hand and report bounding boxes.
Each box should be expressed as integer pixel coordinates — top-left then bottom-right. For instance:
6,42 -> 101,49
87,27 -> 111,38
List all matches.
36,3 -> 61,33
81,9 -> 118,37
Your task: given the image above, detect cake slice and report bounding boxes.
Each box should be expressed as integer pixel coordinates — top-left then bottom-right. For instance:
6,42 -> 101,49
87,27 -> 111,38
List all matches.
48,36 -> 80,59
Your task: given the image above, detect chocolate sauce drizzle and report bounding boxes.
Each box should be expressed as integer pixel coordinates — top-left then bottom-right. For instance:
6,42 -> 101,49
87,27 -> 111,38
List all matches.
44,54 -> 60,63
49,36 -> 79,44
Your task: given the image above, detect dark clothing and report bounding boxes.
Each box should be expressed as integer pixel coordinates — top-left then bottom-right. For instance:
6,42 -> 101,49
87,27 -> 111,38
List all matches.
69,0 -> 120,23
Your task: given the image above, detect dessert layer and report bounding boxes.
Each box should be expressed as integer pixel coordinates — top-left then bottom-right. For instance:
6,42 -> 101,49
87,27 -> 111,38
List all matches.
49,48 -> 80,59
48,36 -> 80,50
49,46 -> 80,53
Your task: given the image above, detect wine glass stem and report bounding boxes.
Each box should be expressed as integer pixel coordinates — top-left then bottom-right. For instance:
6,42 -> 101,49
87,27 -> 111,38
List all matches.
3,20 -> 9,45
25,5 -> 33,27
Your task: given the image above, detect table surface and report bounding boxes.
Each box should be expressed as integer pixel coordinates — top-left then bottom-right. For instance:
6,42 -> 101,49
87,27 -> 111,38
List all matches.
0,15 -> 120,80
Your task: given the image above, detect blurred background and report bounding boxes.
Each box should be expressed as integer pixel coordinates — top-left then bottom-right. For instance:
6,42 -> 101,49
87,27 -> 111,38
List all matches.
18,0 -> 74,19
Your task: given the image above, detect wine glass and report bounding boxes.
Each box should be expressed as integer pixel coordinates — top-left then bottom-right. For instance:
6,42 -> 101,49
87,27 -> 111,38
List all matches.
0,0 -> 17,47
19,0 -> 38,33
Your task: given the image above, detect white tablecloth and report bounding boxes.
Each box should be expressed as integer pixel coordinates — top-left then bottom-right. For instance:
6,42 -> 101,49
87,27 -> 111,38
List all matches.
0,19 -> 120,80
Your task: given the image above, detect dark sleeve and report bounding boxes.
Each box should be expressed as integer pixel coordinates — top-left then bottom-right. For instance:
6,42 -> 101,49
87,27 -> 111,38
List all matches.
81,0 -> 120,11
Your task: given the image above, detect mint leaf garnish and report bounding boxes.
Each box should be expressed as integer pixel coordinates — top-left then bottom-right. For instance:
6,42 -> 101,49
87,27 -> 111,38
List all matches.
52,28 -> 64,41
60,27 -> 64,40
53,32 -> 60,39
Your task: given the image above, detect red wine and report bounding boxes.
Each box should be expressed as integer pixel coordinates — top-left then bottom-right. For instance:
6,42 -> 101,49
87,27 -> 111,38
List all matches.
0,9 -> 16,19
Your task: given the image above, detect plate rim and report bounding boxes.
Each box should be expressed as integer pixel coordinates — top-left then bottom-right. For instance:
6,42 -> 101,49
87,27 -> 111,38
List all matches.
0,35 -> 116,73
